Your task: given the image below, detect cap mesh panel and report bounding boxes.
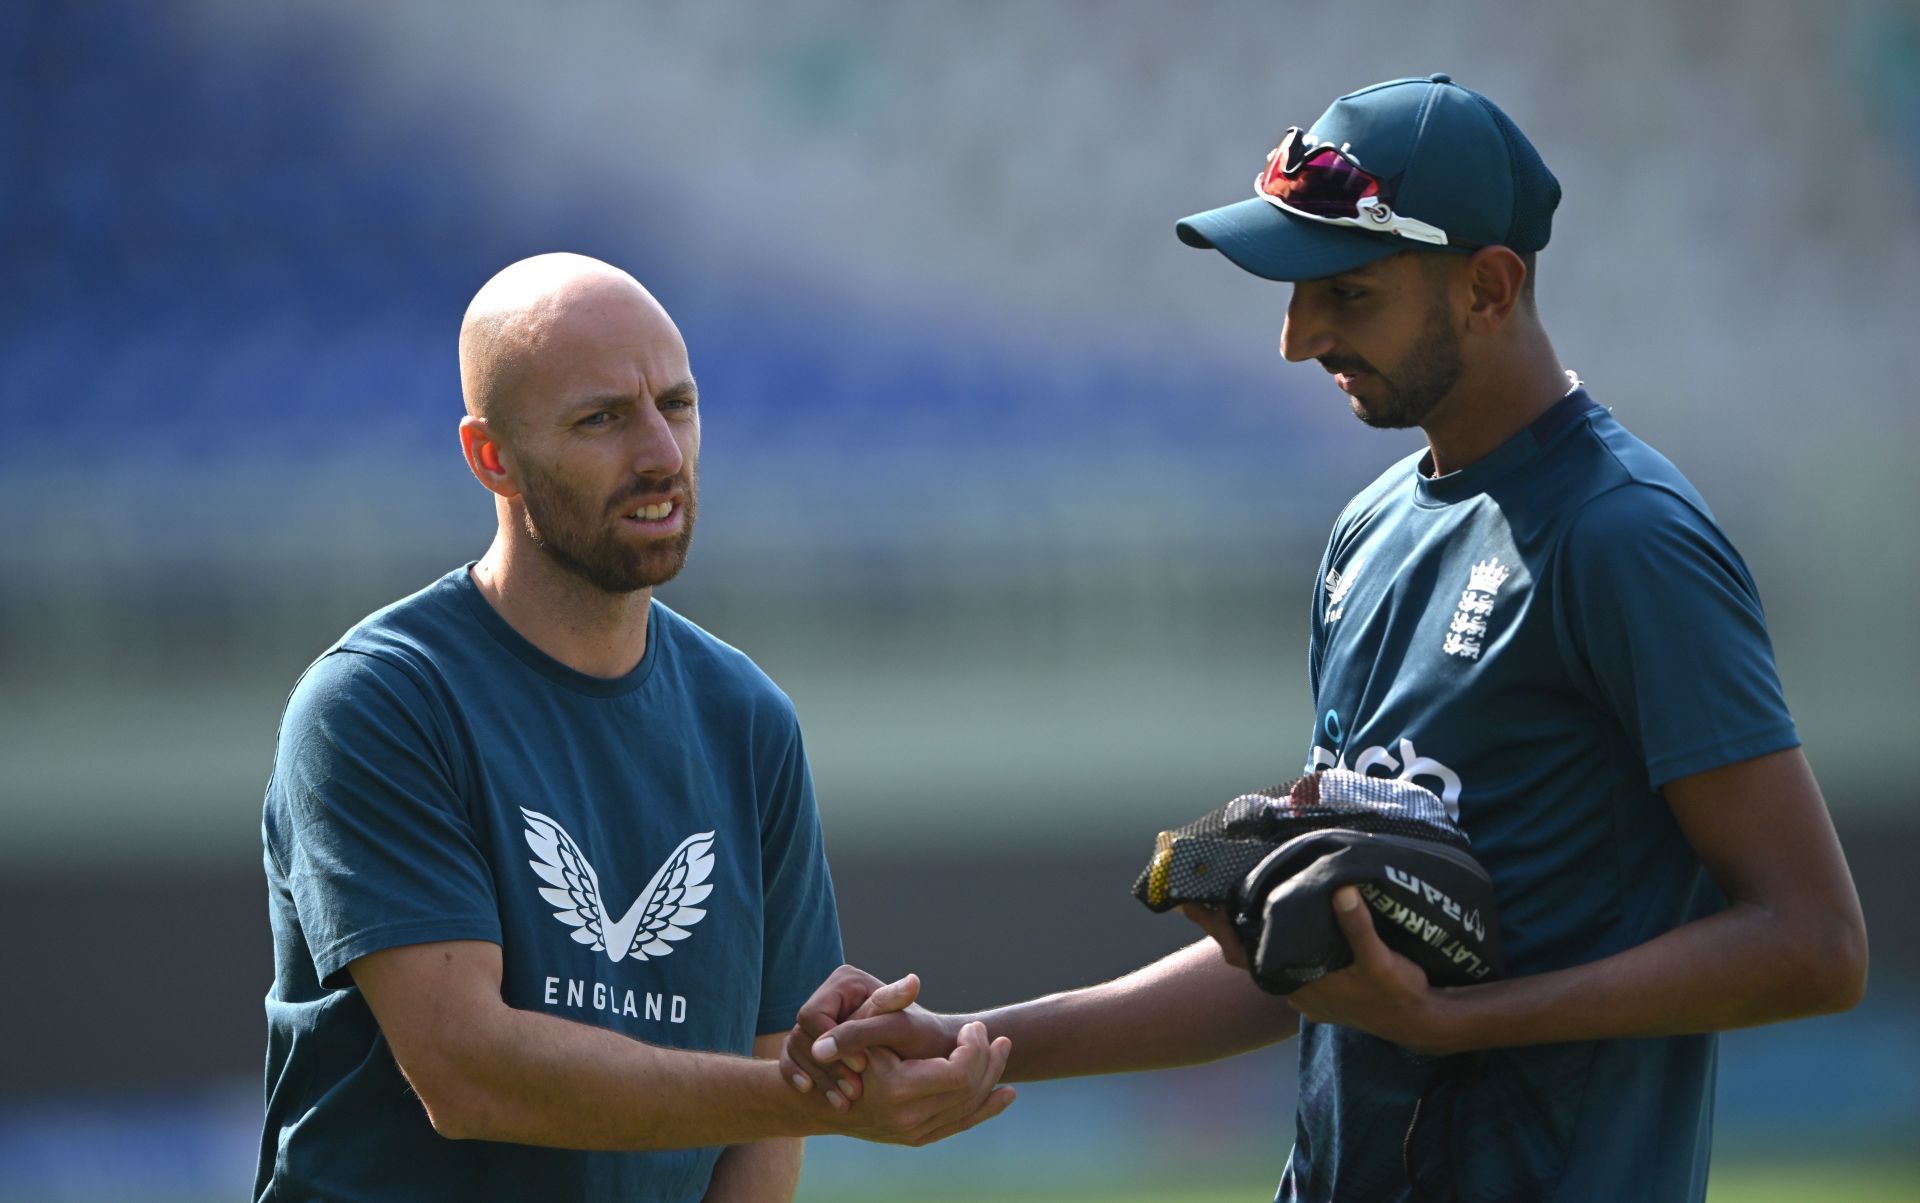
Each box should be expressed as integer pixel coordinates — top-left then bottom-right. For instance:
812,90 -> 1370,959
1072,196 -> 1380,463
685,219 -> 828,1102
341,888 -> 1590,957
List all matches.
1472,93 -> 1560,252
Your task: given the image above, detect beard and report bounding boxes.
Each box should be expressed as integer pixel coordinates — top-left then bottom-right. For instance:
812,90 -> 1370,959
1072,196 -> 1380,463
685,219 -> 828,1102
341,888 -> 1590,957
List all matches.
516,461 -> 698,595
1332,296 -> 1465,430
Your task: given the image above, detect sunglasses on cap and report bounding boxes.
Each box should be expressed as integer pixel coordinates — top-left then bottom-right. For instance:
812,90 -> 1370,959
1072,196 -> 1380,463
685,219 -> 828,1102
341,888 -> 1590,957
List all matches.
1256,127 -> 1462,249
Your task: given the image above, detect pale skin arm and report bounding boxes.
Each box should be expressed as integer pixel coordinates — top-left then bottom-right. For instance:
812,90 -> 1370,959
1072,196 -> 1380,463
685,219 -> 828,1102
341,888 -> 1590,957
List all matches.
781,938 -> 1299,1101
701,1033 -> 804,1203
1244,748 -> 1869,1054
349,939 -> 1014,1149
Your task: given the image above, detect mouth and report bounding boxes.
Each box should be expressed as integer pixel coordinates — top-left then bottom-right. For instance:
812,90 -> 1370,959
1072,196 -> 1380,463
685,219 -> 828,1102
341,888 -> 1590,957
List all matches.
618,497 -> 683,533
1320,360 -> 1373,396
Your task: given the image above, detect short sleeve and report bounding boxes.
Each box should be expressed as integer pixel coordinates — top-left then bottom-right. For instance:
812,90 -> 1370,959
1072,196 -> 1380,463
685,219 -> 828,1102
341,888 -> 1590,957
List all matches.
1555,486 -> 1799,788
265,651 -> 502,988
1308,529 -> 1336,699
752,716 -> 843,1034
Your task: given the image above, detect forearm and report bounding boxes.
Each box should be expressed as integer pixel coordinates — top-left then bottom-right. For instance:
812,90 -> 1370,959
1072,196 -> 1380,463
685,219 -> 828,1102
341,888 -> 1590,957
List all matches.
702,1138 -> 803,1201
961,939 -> 1297,1081
415,1004 -> 830,1149
1427,898 -> 1866,1056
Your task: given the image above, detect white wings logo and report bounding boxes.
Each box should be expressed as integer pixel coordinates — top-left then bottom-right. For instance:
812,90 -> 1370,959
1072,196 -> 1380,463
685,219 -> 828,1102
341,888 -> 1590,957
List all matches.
520,808 -> 716,964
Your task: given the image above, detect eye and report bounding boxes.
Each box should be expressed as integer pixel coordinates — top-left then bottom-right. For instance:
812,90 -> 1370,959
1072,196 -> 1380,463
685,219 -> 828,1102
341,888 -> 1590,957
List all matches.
1329,285 -> 1368,303
579,410 -> 615,427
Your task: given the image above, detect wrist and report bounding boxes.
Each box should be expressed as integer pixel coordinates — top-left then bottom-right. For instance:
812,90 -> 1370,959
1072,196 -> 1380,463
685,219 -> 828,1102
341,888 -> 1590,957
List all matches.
745,1054 -> 842,1139
941,1011 -> 973,1047
1418,983 -> 1486,1056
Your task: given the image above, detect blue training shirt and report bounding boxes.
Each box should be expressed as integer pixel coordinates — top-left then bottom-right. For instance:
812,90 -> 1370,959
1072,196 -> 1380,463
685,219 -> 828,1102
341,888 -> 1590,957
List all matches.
1278,389 -> 1798,1203
257,567 -> 844,1202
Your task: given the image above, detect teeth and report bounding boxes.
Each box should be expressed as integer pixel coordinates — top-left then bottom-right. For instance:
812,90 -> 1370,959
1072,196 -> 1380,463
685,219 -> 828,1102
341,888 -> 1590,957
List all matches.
630,502 -> 672,521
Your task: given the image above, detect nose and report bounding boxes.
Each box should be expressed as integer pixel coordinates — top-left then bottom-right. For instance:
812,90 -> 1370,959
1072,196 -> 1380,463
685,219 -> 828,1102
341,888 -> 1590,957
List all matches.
629,406 -> 686,480
1280,289 -> 1334,363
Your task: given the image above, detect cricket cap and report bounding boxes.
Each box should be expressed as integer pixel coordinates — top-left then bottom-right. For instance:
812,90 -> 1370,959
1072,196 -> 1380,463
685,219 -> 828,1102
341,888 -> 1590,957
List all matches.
1176,74 -> 1561,282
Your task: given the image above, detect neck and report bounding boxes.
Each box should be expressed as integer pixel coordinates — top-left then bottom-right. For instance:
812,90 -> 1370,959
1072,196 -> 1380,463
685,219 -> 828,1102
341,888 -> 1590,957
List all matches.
1419,326 -> 1568,477
470,530 -> 653,679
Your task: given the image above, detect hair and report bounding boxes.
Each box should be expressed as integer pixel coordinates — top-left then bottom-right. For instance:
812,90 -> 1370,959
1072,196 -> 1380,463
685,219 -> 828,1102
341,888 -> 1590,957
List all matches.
1415,247 -> 1538,313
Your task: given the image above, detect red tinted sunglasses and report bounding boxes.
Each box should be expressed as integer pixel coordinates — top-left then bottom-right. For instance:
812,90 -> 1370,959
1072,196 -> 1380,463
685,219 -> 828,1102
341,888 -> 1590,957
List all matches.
1256,127 -> 1455,248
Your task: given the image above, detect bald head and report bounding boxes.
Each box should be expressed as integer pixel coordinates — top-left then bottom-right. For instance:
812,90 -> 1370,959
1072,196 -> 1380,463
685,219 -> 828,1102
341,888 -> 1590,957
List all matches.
456,253 -> 702,599
458,253 -> 683,436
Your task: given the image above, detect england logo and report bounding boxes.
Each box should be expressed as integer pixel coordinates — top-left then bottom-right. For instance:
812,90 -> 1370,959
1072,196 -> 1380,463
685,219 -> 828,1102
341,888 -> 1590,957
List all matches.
520,808 -> 715,963
1442,558 -> 1510,660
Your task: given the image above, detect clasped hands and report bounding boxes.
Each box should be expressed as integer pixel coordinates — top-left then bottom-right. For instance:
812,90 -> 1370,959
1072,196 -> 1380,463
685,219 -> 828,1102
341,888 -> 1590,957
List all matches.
782,969 -> 1015,1146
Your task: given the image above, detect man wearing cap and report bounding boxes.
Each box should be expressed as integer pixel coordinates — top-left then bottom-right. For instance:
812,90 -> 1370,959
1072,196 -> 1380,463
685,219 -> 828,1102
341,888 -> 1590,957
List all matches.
781,77 -> 1867,1201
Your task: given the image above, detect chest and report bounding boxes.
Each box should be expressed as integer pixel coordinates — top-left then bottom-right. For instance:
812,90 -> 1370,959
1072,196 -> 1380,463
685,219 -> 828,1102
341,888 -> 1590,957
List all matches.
1322,525 -> 1542,682
448,688 -> 768,1046
1308,508 -> 1573,810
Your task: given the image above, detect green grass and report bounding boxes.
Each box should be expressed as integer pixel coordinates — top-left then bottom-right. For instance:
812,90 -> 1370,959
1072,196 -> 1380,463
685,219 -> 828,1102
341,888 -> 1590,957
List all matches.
1707,1162 -> 1920,1203
800,1161 -> 1920,1203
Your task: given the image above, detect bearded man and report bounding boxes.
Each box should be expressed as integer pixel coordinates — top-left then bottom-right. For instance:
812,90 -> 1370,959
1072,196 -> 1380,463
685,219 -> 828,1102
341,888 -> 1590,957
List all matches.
256,254 -> 1013,1202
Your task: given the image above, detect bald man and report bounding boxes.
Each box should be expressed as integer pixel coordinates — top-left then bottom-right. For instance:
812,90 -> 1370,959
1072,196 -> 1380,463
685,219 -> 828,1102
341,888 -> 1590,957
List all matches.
257,254 -> 1014,1202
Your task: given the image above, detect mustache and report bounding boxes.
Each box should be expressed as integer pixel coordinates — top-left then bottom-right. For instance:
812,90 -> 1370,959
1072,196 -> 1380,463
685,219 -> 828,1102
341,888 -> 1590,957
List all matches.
607,476 -> 689,512
1319,356 -> 1378,376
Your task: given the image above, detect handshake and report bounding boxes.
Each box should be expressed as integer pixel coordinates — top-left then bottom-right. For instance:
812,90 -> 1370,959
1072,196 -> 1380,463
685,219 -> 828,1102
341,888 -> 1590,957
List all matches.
769,768 -> 1508,1148
775,967 -> 1014,1147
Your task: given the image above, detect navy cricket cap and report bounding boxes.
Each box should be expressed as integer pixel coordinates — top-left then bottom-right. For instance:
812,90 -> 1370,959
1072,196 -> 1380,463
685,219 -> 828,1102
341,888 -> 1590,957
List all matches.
1176,74 -> 1561,282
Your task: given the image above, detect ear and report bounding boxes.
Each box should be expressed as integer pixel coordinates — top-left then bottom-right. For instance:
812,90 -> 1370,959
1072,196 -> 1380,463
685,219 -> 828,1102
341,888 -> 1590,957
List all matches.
459,416 -> 519,499
1461,246 -> 1528,335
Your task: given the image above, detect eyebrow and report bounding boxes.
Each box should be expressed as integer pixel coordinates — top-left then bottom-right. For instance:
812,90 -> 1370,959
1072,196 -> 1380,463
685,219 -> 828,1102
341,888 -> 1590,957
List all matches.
656,377 -> 698,405
563,377 -> 699,417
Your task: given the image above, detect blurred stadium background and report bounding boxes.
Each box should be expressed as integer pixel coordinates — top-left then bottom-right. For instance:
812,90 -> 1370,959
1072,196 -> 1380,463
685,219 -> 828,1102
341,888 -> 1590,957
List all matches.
3,1 -> 1918,1199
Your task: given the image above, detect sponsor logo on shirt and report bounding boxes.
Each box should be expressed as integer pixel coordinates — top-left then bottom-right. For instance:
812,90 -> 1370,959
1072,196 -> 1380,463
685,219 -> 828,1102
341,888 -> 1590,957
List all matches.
1309,736 -> 1463,821
1442,557 -> 1510,660
1324,554 -> 1365,622
520,808 -> 716,964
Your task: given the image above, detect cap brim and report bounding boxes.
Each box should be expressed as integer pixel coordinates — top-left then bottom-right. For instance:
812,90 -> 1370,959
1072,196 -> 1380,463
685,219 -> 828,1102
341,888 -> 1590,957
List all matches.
1175,197 -> 1404,282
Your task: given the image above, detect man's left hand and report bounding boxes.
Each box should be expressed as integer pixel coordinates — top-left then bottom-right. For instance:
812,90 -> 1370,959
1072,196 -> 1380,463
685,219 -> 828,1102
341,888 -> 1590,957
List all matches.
1284,885 -> 1451,1053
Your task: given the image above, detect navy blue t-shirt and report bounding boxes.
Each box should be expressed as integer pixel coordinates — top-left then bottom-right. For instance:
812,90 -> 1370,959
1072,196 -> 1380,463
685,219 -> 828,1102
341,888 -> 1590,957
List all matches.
1278,390 -> 1798,1203
257,567 -> 843,1202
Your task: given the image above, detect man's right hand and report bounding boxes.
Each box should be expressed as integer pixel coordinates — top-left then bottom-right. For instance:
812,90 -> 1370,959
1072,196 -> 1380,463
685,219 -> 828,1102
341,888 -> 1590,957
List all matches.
780,965 -> 964,1107
822,1018 -> 1015,1146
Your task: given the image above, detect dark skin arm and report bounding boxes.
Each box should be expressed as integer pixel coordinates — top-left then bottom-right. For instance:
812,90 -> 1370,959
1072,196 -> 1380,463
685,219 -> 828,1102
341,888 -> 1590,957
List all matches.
780,940 -> 1299,1102
796,747 -> 1865,1100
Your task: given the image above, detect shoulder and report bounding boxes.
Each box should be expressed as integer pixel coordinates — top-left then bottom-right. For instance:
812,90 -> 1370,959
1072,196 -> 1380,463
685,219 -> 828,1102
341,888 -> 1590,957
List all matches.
1560,472 -> 1737,573
1550,436 -> 1765,626
1557,410 -> 1718,524
280,571 -> 476,744
278,648 -> 442,767
651,601 -> 800,728
329,567 -> 476,672
1533,407 -> 1737,554
1565,480 -> 1721,549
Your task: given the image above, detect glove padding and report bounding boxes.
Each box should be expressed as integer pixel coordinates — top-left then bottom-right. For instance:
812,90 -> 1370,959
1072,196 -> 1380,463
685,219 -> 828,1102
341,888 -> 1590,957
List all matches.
1133,769 -> 1505,995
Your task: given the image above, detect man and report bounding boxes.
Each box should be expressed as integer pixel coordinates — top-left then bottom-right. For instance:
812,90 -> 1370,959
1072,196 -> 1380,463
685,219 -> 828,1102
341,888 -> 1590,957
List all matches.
782,76 -> 1868,1201
257,254 -> 1014,1202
